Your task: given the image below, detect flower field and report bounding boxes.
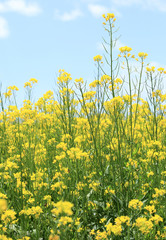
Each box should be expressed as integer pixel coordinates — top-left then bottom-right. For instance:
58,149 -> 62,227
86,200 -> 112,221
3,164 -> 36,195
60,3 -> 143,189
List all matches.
0,13 -> 166,239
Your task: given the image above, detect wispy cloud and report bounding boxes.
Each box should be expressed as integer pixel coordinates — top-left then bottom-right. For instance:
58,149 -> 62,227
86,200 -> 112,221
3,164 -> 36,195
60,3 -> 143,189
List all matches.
88,4 -> 109,18
147,0 -> 166,12
54,9 -> 83,21
0,16 -> 9,38
111,0 -> 140,7
81,0 -> 100,3
114,39 -> 126,51
148,61 -> 166,69
96,39 -> 127,53
96,42 -> 104,51
111,0 -> 166,12
88,4 -> 121,18
0,0 -> 42,16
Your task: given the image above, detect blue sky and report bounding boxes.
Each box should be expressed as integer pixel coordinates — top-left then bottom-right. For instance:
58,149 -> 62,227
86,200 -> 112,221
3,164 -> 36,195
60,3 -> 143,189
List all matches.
0,0 -> 166,105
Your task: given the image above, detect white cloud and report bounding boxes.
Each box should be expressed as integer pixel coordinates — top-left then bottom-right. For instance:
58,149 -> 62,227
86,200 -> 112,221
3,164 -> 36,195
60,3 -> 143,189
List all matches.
114,39 -> 126,51
88,4 -> 109,17
0,0 -> 42,16
55,9 -> 83,21
110,7 -> 122,17
96,39 -> 127,52
81,0 -> 100,2
96,42 -> 104,51
146,0 -> 166,12
111,0 -> 166,12
88,4 -> 121,18
0,16 -> 9,38
97,39 -> 125,52
147,61 -> 166,69
111,0 -> 140,7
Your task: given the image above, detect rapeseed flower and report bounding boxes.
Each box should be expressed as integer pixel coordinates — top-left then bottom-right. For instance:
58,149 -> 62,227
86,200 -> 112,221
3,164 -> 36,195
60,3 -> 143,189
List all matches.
1,209 -> 16,225
119,46 -> 132,53
102,13 -> 115,21
51,201 -> 73,216
93,55 -> 102,62
135,217 -> 153,234
138,52 -> 148,58
0,199 -> 7,214
128,199 -> 143,210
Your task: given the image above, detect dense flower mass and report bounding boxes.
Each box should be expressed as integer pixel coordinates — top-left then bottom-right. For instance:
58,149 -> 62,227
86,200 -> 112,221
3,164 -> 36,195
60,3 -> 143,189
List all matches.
0,12 -> 166,240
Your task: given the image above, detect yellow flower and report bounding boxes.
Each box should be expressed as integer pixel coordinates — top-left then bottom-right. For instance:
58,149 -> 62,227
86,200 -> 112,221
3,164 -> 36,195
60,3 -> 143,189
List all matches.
100,217 -> 106,223
0,235 -> 12,240
100,74 -> 111,82
152,92 -> 155,98
157,67 -> 165,73
106,222 -> 122,236
115,216 -> 130,226
124,181 -> 129,187
106,222 -> 113,235
95,230 -> 107,239
107,13 -> 115,19
151,66 -> 155,72
152,188 -> 166,198
0,199 -> 7,214
75,78 -> 84,84
4,90 -> 12,98
111,224 -> 122,236
93,55 -> 102,62
147,171 -> 154,177
119,46 -> 132,53
24,82 -> 32,88
114,78 -> 123,84
103,13 -> 115,22
106,202 -> 110,208
58,216 -> 73,226
89,80 -> 101,88
29,78 -> 38,84
1,209 -> 16,225
75,217 -> 80,226
83,91 -> 96,100
135,217 -> 153,234
57,70 -> 72,84
90,229 -> 95,235
19,206 -> 43,219
128,199 -> 143,210
51,201 -> 73,216
49,234 -> 59,240
7,85 -> 19,91
144,205 -> 156,215
146,66 -> 155,72
150,214 -> 163,225
0,193 -> 7,199
138,52 -> 148,58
